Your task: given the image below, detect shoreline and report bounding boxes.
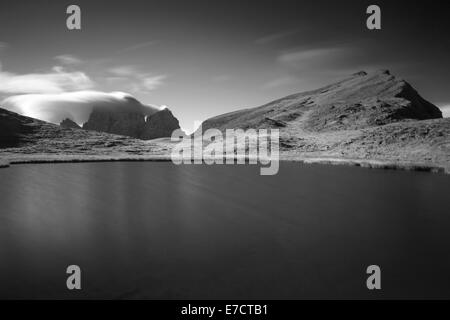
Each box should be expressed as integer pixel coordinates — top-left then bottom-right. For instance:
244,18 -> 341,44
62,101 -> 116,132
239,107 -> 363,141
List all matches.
0,154 -> 448,174
291,157 -> 448,174
0,160 -> 9,168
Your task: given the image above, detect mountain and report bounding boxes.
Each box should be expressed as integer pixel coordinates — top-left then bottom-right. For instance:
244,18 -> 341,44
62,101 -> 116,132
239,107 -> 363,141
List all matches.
0,107 -> 171,161
83,108 -> 146,138
0,108 -> 35,148
199,70 -> 449,169
82,107 -> 181,140
60,118 -> 81,129
140,108 -> 181,140
201,70 -> 441,132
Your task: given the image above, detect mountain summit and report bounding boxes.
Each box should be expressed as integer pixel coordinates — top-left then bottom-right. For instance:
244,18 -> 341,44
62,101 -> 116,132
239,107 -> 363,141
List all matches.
82,106 -> 182,140
198,70 -> 449,169
201,70 -> 442,133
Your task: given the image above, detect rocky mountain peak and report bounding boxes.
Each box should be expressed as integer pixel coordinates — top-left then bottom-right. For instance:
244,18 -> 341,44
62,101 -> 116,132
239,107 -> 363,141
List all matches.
82,106 -> 182,140
352,71 -> 368,77
60,118 -> 81,129
83,108 -> 145,138
140,108 -> 181,140
200,70 -> 442,133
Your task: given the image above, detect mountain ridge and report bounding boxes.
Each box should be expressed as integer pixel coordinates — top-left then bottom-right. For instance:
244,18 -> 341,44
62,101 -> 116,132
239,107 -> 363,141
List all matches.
196,70 -> 449,170
200,70 -> 442,133
0,107 -> 170,160
82,106 -> 182,140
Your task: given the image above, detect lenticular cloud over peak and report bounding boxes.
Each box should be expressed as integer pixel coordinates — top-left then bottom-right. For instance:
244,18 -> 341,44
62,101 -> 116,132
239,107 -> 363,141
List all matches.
1,91 -> 161,125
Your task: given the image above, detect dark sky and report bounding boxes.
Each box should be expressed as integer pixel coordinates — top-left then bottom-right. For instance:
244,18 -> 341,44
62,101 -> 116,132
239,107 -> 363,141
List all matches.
0,0 -> 449,131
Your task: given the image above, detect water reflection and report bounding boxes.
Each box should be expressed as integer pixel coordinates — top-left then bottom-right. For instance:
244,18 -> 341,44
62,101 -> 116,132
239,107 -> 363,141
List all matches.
0,162 -> 449,299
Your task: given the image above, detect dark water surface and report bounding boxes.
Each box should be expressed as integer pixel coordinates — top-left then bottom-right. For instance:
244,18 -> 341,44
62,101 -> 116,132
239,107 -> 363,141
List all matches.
0,162 -> 449,299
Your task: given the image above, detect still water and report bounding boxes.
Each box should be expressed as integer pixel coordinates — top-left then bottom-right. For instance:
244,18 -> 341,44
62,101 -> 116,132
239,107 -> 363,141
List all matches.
0,162 -> 449,299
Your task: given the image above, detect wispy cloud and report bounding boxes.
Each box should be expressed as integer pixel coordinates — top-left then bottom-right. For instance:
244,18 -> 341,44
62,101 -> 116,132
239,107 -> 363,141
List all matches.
263,75 -> 301,89
255,29 -> 300,45
437,104 -> 450,118
109,66 -> 137,76
54,54 -> 82,66
0,62 -> 94,94
277,47 -> 349,69
108,65 -> 166,93
261,45 -> 369,91
2,91 -> 159,125
141,75 -> 166,90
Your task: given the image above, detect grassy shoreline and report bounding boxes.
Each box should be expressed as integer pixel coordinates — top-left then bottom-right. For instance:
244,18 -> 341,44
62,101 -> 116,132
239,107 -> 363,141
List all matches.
0,154 -> 448,174
0,159 -> 9,168
294,157 -> 447,174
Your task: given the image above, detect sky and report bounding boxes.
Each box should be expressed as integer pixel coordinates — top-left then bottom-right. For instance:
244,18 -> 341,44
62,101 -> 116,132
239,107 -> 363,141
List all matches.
0,0 -> 449,132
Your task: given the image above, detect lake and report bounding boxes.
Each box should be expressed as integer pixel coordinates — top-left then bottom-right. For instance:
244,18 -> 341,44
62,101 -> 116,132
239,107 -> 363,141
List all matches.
0,161 -> 449,299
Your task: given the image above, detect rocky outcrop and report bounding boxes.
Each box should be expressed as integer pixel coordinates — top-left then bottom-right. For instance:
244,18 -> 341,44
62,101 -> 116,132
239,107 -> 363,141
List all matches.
60,118 -> 81,129
83,109 -> 145,138
83,107 -> 181,140
141,109 -> 181,140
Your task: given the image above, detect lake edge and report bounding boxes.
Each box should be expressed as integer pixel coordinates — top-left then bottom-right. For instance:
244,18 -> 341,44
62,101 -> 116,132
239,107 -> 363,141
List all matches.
0,154 -> 448,174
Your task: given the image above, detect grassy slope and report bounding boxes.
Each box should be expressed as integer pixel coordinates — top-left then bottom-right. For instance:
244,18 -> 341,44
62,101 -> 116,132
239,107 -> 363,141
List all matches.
199,71 -> 450,172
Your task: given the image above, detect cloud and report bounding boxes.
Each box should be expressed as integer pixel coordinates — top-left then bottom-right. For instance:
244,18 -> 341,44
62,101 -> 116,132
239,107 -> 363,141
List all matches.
269,45 -> 376,91
2,91 -> 160,125
141,75 -> 166,90
263,75 -> 303,89
277,47 -> 349,69
258,44 -> 383,92
255,29 -> 300,45
108,65 -> 166,93
54,54 -> 82,66
438,105 -> 450,118
0,63 -> 94,94
108,66 -> 136,76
